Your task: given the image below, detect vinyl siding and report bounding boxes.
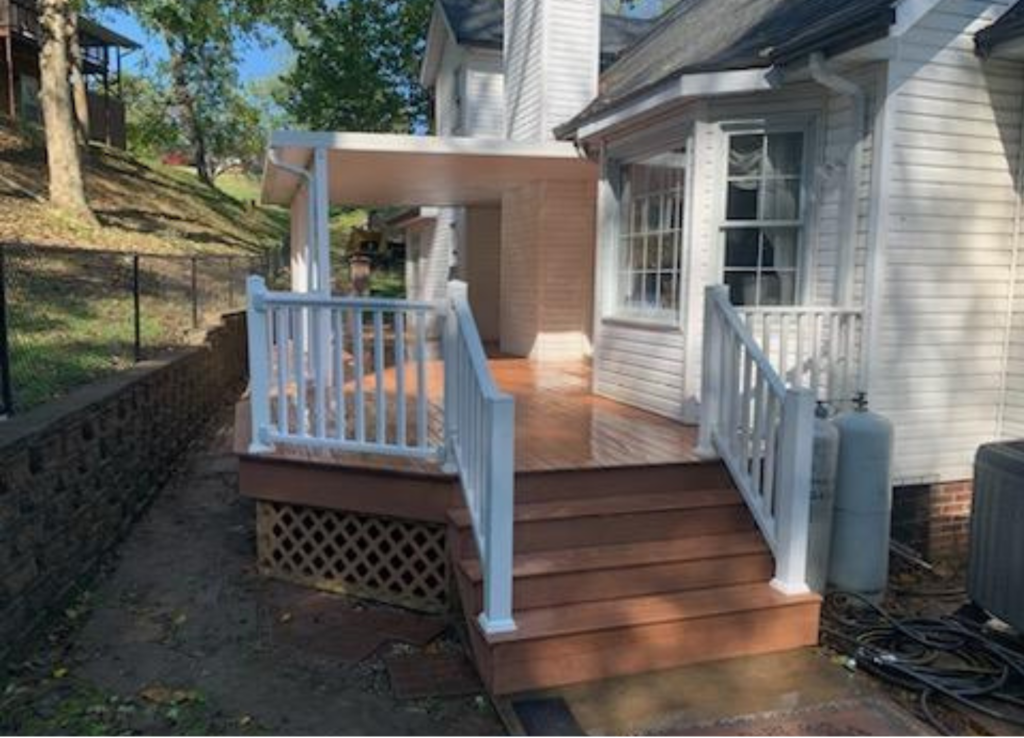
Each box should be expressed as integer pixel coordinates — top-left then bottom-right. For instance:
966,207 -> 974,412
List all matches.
504,0 -> 545,141
464,52 -> 505,137
545,0 -> 601,132
872,0 -> 1024,483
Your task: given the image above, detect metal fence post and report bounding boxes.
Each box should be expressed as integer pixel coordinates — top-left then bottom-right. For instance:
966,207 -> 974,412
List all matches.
0,246 -> 13,416
190,256 -> 199,329
132,254 -> 141,362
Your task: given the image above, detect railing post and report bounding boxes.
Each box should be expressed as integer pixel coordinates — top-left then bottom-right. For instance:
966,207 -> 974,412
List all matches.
771,386 -> 815,594
247,275 -> 273,453
442,280 -> 468,472
479,395 -> 516,635
697,286 -> 725,457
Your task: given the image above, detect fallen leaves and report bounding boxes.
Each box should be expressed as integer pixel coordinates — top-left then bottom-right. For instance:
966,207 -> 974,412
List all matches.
138,685 -> 202,706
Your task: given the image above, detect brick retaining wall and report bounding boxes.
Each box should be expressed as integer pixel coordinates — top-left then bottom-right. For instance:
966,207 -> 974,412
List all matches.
0,313 -> 247,664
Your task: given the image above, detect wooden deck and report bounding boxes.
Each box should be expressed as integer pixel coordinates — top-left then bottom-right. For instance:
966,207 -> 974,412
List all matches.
236,357 -> 700,475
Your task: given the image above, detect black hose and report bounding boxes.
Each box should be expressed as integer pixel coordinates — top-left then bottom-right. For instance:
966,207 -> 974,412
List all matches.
821,591 -> 1024,734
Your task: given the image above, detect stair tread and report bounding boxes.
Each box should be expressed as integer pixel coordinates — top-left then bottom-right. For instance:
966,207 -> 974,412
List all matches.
482,583 -> 820,644
448,488 -> 742,528
458,531 -> 769,582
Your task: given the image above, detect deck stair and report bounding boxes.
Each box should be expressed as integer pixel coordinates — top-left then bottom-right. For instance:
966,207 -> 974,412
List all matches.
448,462 -> 821,694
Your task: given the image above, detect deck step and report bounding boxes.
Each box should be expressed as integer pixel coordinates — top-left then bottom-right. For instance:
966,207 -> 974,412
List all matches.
468,583 -> 821,694
449,488 -> 754,554
457,532 -> 773,610
514,462 -> 734,502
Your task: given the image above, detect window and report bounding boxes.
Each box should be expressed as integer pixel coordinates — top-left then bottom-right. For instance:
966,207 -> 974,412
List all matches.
722,131 -> 805,306
613,147 -> 687,323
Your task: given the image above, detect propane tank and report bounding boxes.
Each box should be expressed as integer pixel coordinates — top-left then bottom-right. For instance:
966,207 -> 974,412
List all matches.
828,393 -> 894,602
806,402 -> 840,594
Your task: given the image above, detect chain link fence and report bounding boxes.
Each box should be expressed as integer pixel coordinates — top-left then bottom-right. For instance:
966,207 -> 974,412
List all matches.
0,243 -> 268,416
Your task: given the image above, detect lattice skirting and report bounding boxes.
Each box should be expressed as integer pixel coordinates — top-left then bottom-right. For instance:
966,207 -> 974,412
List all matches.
256,501 -> 449,613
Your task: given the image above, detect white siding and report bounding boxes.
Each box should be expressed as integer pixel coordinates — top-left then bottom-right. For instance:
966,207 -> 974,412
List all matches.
434,41 -> 465,136
464,52 -> 505,137
871,0 -> 1024,483
504,0 -> 545,141
405,209 -> 458,337
465,205 -> 502,342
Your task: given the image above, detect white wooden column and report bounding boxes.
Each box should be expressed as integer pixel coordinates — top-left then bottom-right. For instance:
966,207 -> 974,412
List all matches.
290,184 -> 310,293
312,147 -> 332,295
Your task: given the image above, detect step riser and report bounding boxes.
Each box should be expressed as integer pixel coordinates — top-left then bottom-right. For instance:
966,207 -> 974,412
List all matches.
454,506 -> 755,557
480,601 -> 821,695
515,464 -> 733,503
466,554 -> 774,612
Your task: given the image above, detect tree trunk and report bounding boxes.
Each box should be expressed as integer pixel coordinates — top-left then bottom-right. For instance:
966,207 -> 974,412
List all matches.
169,45 -> 213,186
66,10 -> 91,148
38,0 -> 93,219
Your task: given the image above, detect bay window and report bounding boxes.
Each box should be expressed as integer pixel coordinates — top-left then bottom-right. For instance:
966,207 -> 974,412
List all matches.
613,146 -> 687,323
722,131 -> 805,306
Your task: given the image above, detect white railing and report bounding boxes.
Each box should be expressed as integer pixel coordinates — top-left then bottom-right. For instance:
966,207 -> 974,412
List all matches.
444,281 -> 516,634
246,276 -> 441,458
737,306 -> 864,406
246,276 -> 517,634
698,286 -> 815,594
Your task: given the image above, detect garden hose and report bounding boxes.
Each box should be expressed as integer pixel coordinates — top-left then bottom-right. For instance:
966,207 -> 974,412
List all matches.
821,591 -> 1024,734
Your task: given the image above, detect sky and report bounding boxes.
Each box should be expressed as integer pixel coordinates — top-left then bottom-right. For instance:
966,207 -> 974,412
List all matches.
95,8 -> 293,84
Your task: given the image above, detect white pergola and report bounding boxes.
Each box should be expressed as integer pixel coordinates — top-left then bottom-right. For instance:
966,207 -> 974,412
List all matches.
260,131 -> 597,295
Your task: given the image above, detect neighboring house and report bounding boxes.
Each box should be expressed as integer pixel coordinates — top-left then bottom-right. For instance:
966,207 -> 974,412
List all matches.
0,0 -> 137,148
244,0 -> 1024,694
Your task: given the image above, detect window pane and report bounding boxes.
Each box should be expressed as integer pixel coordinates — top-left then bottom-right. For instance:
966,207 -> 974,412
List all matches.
660,274 -> 677,310
647,197 -> 662,231
645,236 -> 660,271
762,178 -> 800,221
725,228 -> 760,269
758,272 -> 797,306
631,237 -> 646,269
727,180 -> 759,221
762,228 -> 798,269
767,133 -> 803,177
729,134 -> 763,177
725,271 -> 758,306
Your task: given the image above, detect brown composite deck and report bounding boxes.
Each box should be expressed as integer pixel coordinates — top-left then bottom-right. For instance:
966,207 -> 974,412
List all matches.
236,357 -> 701,475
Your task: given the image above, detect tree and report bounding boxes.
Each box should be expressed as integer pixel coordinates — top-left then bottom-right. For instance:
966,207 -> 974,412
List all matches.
279,0 -> 433,133
37,0 -> 94,218
121,71 -> 184,157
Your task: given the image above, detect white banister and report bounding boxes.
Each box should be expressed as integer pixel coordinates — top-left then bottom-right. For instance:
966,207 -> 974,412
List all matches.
699,286 -> 820,593
444,280 -> 516,635
245,276 -> 517,634
245,276 -> 443,459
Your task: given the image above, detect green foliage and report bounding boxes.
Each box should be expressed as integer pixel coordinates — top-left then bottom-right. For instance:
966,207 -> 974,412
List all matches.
279,0 -> 433,132
122,71 -> 183,157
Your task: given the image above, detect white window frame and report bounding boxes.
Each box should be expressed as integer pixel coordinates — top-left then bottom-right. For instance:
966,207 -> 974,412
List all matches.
606,138 -> 693,327
715,119 -> 816,307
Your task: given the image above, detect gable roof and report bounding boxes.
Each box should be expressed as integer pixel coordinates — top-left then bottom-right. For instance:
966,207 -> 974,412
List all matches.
559,0 -> 896,137
976,0 -> 1024,57
436,0 -> 655,62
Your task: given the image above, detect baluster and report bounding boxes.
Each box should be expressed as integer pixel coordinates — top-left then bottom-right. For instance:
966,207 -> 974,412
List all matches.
294,306 -> 307,437
829,313 -> 840,405
354,309 -> 366,443
763,391 -> 779,518
843,313 -> 856,404
333,309 -> 346,441
794,312 -> 805,389
779,313 -> 789,384
810,312 -> 822,401
741,349 -> 754,473
374,311 -> 386,444
313,307 -> 327,438
751,371 -> 767,502
275,307 -> 288,433
416,310 -> 428,448
395,311 -> 407,448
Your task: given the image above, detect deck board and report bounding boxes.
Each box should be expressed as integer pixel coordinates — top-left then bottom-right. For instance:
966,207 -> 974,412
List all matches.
238,357 -> 700,474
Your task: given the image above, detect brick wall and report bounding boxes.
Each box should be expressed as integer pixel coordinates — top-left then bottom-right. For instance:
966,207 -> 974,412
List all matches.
892,480 -> 974,562
0,313 -> 248,663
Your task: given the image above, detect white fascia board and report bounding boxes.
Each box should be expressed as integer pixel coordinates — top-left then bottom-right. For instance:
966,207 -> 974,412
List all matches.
577,69 -> 773,141
891,0 -> 945,36
419,4 -> 454,88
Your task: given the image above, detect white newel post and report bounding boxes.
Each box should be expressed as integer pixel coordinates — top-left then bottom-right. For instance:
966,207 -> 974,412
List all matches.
697,286 -> 726,457
771,386 -> 815,594
443,280 -> 468,473
480,394 -> 516,635
246,275 -> 273,453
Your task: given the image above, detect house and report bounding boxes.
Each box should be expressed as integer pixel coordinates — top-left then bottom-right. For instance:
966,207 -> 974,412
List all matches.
0,0 -> 137,148
240,0 -> 1024,694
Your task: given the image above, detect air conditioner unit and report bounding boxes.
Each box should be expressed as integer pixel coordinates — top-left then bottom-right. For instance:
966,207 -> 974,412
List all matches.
968,441 -> 1024,633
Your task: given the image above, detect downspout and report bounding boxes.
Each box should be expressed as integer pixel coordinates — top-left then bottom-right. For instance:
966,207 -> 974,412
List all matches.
268,149 -> 317,294
809,52 -> 865,308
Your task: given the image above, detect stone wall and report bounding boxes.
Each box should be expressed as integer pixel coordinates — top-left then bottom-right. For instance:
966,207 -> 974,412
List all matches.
892,480 -> 974,563
0,313 -> 247,663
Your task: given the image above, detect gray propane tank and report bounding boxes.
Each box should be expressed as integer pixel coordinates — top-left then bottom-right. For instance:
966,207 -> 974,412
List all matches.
806,402 -> 840,594
827,393 -> 894,602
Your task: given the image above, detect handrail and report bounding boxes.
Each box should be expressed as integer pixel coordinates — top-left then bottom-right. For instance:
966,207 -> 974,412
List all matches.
697,286 -> 815,594
444,280 -> 516,635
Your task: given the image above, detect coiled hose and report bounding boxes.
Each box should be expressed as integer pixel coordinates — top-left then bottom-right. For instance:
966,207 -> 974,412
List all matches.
821,591 -> 1024,735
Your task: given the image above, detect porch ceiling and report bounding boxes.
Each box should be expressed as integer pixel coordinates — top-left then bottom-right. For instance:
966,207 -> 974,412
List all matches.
261,131 -> 598,208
